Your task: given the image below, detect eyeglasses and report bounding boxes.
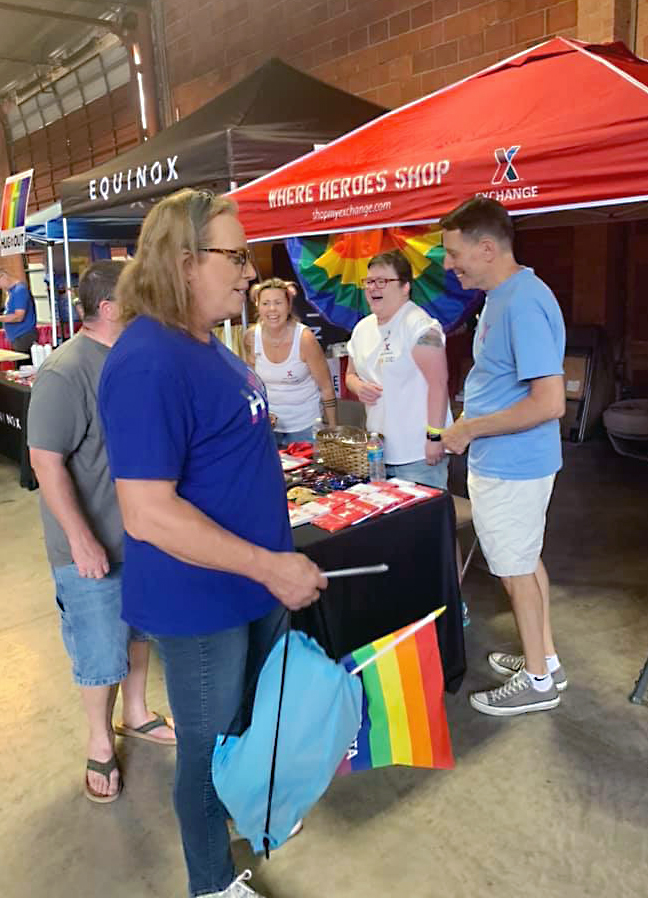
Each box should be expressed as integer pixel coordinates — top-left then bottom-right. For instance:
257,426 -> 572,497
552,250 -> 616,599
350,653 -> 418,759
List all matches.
198,247 -> 255,268
361,277 -> 401,289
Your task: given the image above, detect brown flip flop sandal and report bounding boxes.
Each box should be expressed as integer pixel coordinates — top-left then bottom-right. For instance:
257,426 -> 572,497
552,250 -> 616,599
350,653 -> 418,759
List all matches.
85,756 -> 122,804
114,712 -> 176,745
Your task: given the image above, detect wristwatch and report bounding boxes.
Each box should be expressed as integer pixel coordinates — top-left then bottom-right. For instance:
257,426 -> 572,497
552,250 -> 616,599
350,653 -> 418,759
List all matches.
426,431 -> 442,442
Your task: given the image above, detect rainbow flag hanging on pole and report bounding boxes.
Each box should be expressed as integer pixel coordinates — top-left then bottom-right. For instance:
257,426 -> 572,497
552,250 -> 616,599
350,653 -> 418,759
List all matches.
338,609 -> 454,774
1,169 -> 33,256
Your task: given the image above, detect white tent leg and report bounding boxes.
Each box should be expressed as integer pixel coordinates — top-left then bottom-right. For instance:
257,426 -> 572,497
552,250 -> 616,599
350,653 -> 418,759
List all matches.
63,217 -> 74,339
47,242 -> 58,347
226,179 -> 243,345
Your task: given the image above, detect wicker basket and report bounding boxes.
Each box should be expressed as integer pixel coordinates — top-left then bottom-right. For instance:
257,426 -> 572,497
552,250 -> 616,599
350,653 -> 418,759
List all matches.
316,425 -> 370,477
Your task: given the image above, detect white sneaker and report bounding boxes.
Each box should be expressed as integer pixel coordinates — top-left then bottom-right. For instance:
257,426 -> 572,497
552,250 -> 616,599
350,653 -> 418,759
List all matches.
212,870 -> 265,897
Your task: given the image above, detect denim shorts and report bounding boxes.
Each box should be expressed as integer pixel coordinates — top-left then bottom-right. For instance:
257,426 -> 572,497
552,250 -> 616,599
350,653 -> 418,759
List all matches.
53,562 -> 147,687
386,455 -> 449,490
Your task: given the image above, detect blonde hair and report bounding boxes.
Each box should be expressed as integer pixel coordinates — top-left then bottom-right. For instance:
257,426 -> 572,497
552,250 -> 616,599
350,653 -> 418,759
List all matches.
117,188 -> 236,331
250,277 -> 300,322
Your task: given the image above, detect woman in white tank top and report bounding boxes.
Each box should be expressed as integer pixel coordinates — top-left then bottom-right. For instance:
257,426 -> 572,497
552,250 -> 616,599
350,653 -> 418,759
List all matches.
243,278 -> 337,448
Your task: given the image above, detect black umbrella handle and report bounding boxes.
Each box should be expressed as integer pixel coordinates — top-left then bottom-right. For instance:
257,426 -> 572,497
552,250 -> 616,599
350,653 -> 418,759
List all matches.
263,611 -> 292,859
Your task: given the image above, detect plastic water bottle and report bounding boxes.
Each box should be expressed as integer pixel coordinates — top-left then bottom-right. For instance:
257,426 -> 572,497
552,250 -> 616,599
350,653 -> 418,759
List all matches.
312,417 -> 323,464
366,432 -> 386,481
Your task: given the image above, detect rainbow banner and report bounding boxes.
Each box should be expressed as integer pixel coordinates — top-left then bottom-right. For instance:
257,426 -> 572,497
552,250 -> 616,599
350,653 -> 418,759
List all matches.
338,617 -> 454,774
286,226 -> 482,334
0,169 -> 33,256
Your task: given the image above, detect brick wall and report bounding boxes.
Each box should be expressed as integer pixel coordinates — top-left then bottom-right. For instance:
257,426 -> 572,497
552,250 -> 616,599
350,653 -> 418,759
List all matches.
163,0 -> 577,116
577,0 -> 633,44
636,0 -> 648,57
9,83 -> 140,213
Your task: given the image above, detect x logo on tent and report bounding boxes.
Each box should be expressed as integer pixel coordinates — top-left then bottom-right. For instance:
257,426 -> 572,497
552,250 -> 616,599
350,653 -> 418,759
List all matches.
492,146 -> 521,184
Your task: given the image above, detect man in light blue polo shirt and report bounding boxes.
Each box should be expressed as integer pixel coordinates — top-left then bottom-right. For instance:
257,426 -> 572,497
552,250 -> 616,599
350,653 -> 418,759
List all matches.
0,267 -> 37,353
441,197 -> 566,717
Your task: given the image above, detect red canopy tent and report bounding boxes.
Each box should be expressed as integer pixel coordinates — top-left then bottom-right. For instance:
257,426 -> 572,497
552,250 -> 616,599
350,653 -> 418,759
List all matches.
229,38 -> 648,241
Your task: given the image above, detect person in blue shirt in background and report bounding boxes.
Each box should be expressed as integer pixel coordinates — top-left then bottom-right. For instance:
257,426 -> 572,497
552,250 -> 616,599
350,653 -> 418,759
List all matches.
440,197 -> 566,718
99,188 -> 326,898
0,267 -> 38,353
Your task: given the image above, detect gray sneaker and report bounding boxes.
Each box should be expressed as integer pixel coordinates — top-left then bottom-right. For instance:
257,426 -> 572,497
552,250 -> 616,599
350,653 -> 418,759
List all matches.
470,669 -> 560,716
488,651 -> 568,692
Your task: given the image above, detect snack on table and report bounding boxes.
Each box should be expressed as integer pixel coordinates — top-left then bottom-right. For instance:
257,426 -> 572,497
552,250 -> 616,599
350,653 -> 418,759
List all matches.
286,486 -> 320,505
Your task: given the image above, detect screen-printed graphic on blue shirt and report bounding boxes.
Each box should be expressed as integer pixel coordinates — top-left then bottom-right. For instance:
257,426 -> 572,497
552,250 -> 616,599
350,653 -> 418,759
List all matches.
99,316 -> 290,636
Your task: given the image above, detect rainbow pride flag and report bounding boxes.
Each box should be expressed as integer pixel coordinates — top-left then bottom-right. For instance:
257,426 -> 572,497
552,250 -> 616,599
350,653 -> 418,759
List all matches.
338,618 -> 454,774
1,170 -> 33,231
0,169 -> 33,257
286,226 -> 482,334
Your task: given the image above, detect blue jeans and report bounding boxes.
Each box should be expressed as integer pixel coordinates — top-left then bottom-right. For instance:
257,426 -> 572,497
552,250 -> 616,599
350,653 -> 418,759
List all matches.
155,606 -> 286,897
273,427 -> 313,449
386,456 -> 449,489
53,562 -> 147,687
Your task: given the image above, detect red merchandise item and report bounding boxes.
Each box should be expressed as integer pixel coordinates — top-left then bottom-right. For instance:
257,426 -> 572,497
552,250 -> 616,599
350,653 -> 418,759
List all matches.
326,490 -> 357,502
313,497 -> 382,532
285,442 -> 313,458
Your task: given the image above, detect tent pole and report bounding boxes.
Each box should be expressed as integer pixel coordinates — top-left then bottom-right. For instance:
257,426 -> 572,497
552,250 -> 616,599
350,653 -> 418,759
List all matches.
223,318 -> 233,350
230,177 -> 248,332
46,241 -> 58,347
221,175 -> 239,348
62,217 -> 74,340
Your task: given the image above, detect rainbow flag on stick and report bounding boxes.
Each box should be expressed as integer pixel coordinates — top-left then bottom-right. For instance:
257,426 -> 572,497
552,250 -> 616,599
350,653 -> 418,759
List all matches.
338,606 -> 454,774
1,169 -> 33,256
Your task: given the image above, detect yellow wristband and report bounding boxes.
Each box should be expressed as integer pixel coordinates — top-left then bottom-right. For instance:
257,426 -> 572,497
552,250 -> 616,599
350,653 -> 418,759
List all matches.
426,425 -> 444,435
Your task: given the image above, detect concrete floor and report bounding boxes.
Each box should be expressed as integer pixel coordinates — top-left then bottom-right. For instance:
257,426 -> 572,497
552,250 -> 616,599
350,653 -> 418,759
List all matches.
1,438 -> 647,898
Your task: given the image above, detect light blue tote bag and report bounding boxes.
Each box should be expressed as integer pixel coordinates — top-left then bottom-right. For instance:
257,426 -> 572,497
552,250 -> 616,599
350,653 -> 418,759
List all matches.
212,627 -> 362,854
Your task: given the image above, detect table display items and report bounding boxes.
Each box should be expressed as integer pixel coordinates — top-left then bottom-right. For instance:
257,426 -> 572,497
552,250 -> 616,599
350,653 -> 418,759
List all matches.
30,343 -> 52,369
286,474 -> 441,530
315,424 -> 370,478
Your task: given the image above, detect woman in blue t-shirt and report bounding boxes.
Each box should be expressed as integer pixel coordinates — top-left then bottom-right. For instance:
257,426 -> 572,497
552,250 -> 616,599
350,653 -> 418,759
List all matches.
99,188 -> 326,898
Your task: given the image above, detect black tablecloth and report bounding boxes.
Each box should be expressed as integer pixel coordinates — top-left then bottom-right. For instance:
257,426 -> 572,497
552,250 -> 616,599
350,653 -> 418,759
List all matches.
293,491 -> 466,693
0,376 -> 37,490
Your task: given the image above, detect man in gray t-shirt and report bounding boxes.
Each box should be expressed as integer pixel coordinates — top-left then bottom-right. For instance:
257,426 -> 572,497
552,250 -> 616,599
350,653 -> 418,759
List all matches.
28,261 -> 175,804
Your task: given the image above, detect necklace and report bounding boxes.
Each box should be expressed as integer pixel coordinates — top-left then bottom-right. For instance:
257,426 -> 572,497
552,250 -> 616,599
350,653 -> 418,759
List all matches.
263,325 -> 292,347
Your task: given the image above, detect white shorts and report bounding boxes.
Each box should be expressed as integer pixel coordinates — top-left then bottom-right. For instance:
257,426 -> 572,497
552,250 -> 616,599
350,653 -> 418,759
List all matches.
467,472 -> 556,577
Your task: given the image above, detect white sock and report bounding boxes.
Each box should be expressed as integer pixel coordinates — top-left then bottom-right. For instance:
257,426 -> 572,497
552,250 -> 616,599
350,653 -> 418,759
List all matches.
525,669 -> 554,692
545,653 -> 560,673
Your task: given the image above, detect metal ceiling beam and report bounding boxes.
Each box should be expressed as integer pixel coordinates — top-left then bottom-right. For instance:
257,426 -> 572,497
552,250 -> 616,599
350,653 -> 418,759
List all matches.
0,54 -> 57,68
0,2 -> 122,33
73,0 -> 147,8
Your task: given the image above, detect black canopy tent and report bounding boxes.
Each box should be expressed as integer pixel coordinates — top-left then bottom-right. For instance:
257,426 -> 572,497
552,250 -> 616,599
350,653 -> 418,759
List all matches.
58,58 -> 385,218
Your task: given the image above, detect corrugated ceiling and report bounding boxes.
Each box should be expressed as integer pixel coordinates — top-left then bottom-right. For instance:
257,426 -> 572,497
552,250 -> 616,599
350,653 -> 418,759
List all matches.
0,0 -> 141,102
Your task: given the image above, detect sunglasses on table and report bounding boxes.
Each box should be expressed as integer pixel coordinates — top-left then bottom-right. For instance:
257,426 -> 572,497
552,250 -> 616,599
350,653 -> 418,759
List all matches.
198,247 -> 255,268
360,277 -> 401,289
